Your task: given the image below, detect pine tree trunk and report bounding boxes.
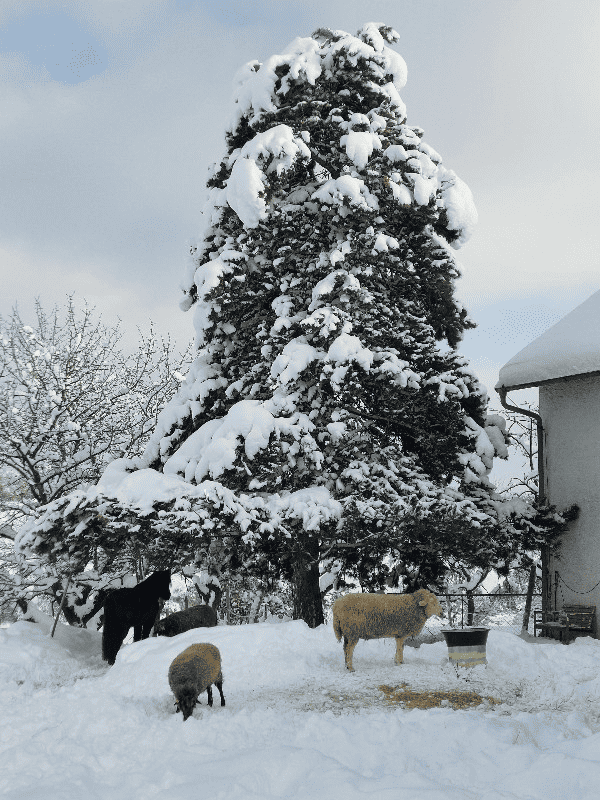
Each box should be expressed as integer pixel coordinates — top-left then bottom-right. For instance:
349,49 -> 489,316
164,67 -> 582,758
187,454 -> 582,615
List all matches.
291,541 -> 324,628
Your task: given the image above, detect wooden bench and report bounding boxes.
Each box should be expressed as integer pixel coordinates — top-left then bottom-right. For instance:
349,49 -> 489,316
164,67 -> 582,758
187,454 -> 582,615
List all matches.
534,605 -> 596,643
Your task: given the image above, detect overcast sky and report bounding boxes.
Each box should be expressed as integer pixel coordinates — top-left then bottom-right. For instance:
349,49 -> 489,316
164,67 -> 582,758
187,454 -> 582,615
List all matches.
1,0 -> 599,483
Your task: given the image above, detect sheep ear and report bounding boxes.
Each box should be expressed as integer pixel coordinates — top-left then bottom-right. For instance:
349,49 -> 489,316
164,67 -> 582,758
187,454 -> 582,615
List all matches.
419,600 -> 427,606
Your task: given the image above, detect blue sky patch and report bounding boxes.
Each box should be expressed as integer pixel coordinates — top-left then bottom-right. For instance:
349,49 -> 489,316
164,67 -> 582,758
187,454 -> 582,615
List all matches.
0,8 -> 107,84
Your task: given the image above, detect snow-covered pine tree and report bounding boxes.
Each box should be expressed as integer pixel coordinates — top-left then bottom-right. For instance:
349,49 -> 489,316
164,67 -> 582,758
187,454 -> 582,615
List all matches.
18,24 -> 534,627
134,23 -> 507,625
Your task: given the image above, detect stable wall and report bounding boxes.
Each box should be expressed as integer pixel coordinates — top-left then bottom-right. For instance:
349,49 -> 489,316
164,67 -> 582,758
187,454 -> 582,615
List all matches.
540,374 -> 600,635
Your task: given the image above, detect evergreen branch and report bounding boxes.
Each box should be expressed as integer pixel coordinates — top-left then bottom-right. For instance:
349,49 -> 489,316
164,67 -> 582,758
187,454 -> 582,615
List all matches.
341,406 -> 428,437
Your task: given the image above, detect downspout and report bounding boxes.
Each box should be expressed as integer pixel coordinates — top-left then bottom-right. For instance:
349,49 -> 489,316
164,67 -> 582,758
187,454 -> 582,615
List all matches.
496,388 -> 550,627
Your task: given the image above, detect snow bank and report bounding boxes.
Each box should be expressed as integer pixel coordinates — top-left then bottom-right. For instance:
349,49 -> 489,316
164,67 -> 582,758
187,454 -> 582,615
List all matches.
1,618 -> 600,800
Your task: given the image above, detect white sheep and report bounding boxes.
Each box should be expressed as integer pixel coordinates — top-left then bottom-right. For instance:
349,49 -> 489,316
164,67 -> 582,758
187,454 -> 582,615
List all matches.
332,589 -> 443,671
168,643 -> 225,720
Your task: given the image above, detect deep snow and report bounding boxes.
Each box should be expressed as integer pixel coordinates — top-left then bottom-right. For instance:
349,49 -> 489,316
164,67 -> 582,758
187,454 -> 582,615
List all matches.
1,616 -> 600,800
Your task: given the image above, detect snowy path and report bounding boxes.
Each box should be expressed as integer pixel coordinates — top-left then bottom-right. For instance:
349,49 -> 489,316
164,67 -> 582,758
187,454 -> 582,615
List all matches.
1,619 -> 600,799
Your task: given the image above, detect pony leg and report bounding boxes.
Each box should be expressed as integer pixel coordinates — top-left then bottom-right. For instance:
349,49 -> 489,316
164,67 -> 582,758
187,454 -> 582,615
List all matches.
102,621 -> 129,665
140,606 -> 158,639
206,685 -> 213,707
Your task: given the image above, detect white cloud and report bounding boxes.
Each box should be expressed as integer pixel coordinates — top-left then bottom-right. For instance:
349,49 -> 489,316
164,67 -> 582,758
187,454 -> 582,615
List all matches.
0,244 -> 192,353
0,0 -> 599,409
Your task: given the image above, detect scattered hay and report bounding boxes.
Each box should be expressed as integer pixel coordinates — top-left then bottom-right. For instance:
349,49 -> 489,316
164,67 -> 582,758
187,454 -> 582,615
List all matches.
378,683 -> 501,711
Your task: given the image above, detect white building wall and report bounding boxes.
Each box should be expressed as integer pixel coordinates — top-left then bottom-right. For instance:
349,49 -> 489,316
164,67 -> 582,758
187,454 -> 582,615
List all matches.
540,375 -> 600,635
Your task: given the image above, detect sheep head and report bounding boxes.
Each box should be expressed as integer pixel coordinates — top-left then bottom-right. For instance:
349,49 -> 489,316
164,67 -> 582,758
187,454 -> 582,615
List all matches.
174,688 -> 198,721
415,589 -> 443,619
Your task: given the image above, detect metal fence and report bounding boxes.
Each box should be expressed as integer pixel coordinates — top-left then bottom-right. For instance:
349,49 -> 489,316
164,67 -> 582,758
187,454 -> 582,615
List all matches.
433,592 -> 542,637
217,590 -> 542,637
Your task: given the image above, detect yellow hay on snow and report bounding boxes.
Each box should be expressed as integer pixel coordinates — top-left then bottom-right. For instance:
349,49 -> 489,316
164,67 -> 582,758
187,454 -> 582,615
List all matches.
378,683 -> 501,711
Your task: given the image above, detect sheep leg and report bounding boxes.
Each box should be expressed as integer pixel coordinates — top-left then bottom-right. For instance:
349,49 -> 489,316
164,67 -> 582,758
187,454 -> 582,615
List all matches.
343,636 -> 357,672
215,680 -> 226,706
394,635 -> 407,665
207,685 -> 213,707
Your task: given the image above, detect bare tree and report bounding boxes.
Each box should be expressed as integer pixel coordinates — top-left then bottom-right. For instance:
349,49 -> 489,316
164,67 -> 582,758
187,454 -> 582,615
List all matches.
0,296 -> 192,623
0,297 -> 191,523
494,401 -> 539,500
492,401 -> 542,634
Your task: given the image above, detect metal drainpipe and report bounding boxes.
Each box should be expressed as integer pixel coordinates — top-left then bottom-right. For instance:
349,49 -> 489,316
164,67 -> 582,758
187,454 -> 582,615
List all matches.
496,388 -> 550,621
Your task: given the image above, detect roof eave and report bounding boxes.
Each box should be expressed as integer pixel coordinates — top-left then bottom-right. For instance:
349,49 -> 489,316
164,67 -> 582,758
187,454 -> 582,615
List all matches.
495,369 -> 600,394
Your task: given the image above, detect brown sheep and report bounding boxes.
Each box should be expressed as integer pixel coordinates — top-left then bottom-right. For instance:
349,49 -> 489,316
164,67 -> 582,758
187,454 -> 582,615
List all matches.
154,604 -> 217,637
332,589 -> 443,671
168,643 -> 225,721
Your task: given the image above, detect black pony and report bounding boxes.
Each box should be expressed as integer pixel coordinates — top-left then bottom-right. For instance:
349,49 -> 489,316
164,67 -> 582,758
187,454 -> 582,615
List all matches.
102,570 -> 171,665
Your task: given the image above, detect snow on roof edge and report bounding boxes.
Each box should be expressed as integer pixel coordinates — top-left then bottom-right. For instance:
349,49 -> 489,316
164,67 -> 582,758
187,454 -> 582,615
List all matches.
495,288 -> 600,391
495,369 -> 600,393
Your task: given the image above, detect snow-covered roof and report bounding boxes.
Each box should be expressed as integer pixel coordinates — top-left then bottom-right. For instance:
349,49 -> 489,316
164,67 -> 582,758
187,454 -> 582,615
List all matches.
496,288 -> 600,391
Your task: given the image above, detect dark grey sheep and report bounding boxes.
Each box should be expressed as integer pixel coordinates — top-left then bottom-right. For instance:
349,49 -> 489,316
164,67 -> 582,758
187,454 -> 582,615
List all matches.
154,604 -> 217,637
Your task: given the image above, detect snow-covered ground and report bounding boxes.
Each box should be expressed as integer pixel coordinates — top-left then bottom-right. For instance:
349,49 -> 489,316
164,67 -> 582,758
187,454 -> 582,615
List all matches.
1,616 -> 600,800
